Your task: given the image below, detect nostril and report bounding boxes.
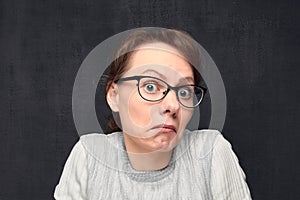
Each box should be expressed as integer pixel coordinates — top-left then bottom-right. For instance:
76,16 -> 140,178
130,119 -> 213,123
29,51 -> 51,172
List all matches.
163,109 -> 170,114
163,109 -> 177,119
172,113 -> 177,119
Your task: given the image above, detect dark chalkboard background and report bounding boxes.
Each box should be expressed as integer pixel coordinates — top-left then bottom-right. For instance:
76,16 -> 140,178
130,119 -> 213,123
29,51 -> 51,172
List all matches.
1,0 -> 299,199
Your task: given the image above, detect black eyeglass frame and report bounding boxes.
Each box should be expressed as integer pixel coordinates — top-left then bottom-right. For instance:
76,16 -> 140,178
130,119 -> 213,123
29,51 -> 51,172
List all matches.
114,75 -> 207,108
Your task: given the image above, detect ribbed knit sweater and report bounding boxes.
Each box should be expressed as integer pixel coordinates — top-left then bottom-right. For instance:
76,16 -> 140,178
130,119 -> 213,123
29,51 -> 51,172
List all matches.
54,129 -> 251,199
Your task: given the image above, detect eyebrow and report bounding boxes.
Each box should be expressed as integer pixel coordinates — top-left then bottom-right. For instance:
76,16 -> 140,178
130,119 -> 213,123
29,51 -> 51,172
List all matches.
141,69 -> 195,84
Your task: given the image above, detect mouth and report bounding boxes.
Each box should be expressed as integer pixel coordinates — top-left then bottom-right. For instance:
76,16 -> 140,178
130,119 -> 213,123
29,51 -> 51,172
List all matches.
150,124 -> 177,133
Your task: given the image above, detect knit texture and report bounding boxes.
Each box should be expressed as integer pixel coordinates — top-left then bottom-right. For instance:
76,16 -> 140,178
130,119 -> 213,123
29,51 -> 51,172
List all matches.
54,129 -> 251,199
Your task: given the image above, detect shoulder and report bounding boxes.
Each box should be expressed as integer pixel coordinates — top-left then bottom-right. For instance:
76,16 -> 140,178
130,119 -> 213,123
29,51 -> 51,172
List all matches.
207,133 -> 252,199
79,132 -> 122,152
54,132 -> 124,199
57,133 -> 121,167
181,129 -> 224,159
78,132 -> 124,167
185,129 -> 221,142
80,132 -> 122,143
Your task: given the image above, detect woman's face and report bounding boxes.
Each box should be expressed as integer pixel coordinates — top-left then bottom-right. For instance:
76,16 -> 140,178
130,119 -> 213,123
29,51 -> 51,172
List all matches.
107,43 -> 194,153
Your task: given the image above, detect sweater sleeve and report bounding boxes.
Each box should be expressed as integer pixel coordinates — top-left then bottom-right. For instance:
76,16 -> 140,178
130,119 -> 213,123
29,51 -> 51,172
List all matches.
54,140 -> 89,200
210,134 -> 252,200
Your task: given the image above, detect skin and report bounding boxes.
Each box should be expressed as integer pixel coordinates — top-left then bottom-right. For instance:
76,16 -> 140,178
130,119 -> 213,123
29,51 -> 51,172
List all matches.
106,42 -> 194,170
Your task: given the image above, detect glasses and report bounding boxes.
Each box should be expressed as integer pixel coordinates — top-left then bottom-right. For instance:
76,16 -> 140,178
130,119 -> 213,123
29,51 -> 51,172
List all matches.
114,75 -> 207,108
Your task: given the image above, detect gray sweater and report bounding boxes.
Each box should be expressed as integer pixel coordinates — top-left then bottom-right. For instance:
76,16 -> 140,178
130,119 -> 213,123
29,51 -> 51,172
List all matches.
54,129 -> 251,199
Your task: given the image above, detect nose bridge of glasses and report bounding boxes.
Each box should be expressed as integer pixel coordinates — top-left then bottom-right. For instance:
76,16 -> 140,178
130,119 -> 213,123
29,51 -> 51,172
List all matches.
162,87 -> 180,105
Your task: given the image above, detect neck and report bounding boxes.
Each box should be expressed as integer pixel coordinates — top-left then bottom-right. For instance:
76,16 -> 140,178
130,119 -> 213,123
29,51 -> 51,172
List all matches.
126,150 -> 172,171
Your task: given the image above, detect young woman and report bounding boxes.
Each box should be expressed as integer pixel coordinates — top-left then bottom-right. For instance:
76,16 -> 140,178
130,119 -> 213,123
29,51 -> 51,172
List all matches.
54,28 -> 251,199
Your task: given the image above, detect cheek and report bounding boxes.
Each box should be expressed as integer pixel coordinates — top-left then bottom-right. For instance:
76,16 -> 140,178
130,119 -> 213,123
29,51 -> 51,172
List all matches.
128,92 -> 152,127
118,89 -> 152,129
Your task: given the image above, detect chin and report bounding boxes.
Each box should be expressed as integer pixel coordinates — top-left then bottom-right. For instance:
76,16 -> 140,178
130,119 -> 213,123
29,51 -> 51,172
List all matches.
148,133 -> 179,152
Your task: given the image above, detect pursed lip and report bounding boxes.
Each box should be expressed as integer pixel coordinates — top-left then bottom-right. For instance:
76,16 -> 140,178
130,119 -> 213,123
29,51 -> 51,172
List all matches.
150,124 -> 177,133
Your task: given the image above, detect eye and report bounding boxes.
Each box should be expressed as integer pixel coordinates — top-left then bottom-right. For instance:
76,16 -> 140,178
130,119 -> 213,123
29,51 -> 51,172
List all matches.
178,87 -> 192,99
143,82 -> 158,93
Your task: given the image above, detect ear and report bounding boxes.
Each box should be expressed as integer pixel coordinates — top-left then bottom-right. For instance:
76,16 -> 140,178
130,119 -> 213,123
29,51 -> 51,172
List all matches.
106,83 -> 119,112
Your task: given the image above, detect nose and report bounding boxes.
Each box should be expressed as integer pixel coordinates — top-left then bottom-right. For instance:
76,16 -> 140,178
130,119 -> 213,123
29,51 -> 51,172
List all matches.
160,90 -> 180,116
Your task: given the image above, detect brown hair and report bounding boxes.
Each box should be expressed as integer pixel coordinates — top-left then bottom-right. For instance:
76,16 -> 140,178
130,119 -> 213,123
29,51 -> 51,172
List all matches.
105,28 -> 202,132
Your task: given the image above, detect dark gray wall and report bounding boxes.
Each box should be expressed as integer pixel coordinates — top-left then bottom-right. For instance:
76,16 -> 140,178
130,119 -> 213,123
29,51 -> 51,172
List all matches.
1,0 -> 299,199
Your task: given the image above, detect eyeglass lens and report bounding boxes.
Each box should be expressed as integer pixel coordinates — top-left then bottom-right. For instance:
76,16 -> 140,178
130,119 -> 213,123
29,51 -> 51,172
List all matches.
138,77 -> 203,108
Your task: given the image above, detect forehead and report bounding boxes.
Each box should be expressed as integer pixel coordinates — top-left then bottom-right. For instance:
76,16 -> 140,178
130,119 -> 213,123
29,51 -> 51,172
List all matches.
124,42 -> 193,80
